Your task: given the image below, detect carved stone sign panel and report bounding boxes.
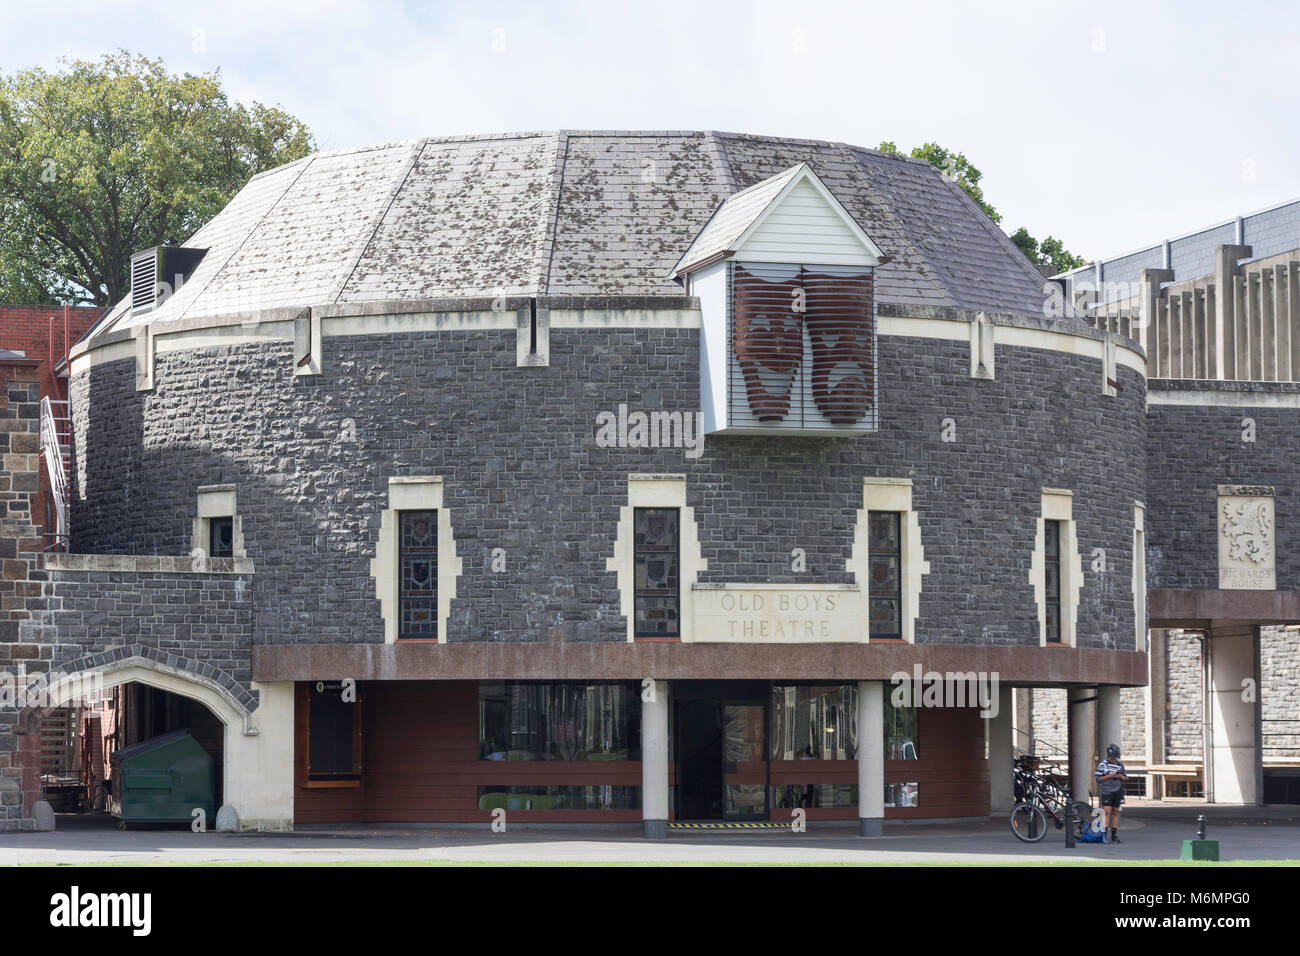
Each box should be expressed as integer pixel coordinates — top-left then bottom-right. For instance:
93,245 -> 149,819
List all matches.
692,583 -> 864,643
1218,485 -> 1275,590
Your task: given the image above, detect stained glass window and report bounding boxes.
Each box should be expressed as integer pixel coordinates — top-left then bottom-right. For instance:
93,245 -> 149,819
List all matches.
634,508 -> 679,638
1044,519 -> 1062,643
868,511 -> 901,639
400,510 -> 437,640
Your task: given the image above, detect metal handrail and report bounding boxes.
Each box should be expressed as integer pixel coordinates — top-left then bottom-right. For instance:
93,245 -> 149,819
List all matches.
38,396 -> 71,550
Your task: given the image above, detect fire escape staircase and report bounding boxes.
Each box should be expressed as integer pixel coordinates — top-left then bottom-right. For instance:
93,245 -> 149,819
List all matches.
39,396 -> 72,551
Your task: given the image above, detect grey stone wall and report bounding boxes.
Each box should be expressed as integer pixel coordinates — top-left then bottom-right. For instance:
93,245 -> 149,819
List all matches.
1262,625 -> 1300,759
1146,381 -> 1300,590
1167,630 -> 1203,757
0,374 -> 44,830
27,564 -> 256,710
1121,687 -> 1144,758
67,321 -> 1146,665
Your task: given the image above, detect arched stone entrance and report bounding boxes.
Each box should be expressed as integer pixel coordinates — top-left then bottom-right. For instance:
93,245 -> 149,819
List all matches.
17,655 -> 294,831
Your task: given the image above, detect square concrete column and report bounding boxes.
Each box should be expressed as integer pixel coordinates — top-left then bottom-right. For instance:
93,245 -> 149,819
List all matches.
1206,626 -> 1261,804
1068,687 -> 1096,801
858,680 -> 884,836
641,679 -> 670,839
1097,685 -> 1123,765
1146,629 -> 1169,799
988,684 -> 1015,811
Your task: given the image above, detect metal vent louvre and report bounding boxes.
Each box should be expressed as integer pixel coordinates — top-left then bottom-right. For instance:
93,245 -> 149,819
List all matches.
727,262 -> 877,431
130,248 -> 160,315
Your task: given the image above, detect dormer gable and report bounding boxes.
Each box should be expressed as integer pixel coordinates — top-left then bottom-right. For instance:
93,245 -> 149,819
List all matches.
673,163 -> 886,279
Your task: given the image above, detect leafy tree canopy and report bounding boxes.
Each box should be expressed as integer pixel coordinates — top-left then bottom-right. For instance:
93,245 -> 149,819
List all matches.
0,51 -> 315,306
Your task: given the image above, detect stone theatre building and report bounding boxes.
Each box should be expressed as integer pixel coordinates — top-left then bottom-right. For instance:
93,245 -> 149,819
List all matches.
0,131 -> 1293,833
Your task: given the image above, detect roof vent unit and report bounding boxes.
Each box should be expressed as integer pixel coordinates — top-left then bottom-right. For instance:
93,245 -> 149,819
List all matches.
130,246 -> 207,316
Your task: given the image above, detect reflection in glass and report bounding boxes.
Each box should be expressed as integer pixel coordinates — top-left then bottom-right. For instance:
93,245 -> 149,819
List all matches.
885,694 -> 919,760
775,783 -> 858,808
770,685 -> 858,760
478,682 -> 640,761
884,782 -> 919,807
477,785 -> 640,810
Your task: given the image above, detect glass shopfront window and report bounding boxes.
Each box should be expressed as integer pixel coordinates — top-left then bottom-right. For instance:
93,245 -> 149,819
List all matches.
478,682 -> 641,761
477,785 -> 641,811
770,684 -> 858,760
886,693 -> 919,760
768,684 -> 921,761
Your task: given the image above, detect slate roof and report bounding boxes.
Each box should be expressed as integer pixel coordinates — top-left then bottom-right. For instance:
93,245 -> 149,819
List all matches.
671,163 -> 805,275
93,131 -> 1073,338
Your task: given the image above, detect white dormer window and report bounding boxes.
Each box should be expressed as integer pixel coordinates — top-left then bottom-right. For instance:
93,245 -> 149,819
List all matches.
673,163 -> 888,436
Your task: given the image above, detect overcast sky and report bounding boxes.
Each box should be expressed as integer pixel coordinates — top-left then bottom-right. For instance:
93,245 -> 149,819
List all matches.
2,0 -> 1297,261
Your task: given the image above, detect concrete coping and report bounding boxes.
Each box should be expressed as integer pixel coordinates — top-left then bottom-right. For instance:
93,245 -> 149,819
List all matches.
876,302 -> 1146,360
75,295 -> 1142,365
389,475 -> 443,485
197,483 -> 237,493
46,553 -> 255,574
629,473 -> 686,481
863,476 -> 911,486
1149,378 -> 1300,394
75,295 -> 702,359
1042,487 -> 1074,497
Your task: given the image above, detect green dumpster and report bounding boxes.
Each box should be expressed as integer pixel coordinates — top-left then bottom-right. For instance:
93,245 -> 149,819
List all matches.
110,730 -> 215,827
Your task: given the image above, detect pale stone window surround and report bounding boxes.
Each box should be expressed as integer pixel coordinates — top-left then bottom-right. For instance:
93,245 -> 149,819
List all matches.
191,485 -> 245,559
1029,488 -> 1083,647
848,477 -> 929,644
370,477 -> 462,644
969,312 -> 995,380
1133,501 -> 1147,652
606,475 -> 707,643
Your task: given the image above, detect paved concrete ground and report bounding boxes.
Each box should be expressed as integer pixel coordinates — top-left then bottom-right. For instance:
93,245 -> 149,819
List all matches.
1,808 -> 1298,864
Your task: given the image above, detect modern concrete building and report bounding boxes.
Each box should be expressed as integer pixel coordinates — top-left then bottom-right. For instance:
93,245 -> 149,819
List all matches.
0,131 -> 1286,834
1046,200 -> 1300,806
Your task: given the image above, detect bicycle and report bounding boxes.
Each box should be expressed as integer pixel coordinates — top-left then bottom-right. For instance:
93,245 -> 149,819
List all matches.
1009,783 -> 1091,844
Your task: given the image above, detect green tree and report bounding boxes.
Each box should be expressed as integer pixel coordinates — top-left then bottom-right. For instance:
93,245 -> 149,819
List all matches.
878,140 -> 1000,223
0,51 -> 315,306
879,140 -> 1086,271
1009,227 -> 1086,274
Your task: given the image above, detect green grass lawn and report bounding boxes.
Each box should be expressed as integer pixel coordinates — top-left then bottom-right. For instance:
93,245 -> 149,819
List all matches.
22,859 -> 1300,866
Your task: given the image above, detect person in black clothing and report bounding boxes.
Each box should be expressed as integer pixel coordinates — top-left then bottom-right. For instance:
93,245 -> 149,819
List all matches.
1095,743 -> 1127,843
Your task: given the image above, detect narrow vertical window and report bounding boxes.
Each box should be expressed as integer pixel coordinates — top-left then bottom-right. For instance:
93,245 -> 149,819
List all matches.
868,511 -> 902,639
1044,519 -> 1062,644
634,507 -> 679,638
305,681 -> 362,784
399,510 -> 438,640
209,516 -> 234,558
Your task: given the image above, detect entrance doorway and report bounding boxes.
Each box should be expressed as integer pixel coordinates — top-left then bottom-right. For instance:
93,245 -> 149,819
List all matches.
674,682 -> 769,821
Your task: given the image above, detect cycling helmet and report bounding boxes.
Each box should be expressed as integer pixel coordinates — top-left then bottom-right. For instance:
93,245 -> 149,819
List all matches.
1106,743 -> 1120,759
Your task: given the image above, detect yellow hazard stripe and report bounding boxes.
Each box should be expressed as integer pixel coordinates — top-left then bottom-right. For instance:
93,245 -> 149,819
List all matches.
666,822 -> 789,829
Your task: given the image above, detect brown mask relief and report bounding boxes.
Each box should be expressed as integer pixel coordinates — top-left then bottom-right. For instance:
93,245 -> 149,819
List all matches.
732,265 -> 805,421
732,264 -> 875,425
803,269 -> 875,425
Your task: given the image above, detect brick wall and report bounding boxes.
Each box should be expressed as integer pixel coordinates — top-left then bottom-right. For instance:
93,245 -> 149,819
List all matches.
0,305 -> 104,536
